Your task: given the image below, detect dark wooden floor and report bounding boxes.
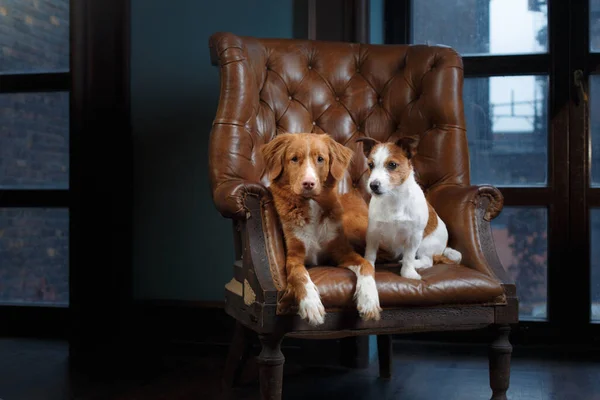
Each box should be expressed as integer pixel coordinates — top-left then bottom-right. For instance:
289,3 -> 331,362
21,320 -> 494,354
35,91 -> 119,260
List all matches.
1,337 -> 600,400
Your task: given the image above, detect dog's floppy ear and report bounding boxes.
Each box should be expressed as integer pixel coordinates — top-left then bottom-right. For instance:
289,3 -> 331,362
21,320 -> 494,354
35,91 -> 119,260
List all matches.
395,135 -> 419,159
261,134 -> 292,181
326,136 -> 354,181
355,137 -> 379,158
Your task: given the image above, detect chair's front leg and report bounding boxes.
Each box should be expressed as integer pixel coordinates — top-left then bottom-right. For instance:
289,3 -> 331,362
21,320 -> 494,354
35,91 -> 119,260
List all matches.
489,324 -> 512,400
257,333 -> 285,400
222,321 -> 255,390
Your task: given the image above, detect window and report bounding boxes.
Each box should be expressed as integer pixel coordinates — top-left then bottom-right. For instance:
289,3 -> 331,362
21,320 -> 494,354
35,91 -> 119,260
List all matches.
591,75 -> 600,187
464,76 -> 548,187
588,0 -> 600,323
592,209 -> 600,322
387,0 -> 552,320
0,0 -> 70,307
0,0 -> 69,73
412,0 -> 548,55
492,207 -> 547,320
385,0 -> 600,333
0,208 -> 69,306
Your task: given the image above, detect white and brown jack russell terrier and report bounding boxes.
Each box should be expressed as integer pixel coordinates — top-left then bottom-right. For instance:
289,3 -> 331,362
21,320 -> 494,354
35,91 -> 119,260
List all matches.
356,136 -> 462,280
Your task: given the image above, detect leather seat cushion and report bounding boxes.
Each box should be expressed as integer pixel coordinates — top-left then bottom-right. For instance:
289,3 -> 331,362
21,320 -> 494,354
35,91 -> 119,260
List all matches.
308,264 -> 505,309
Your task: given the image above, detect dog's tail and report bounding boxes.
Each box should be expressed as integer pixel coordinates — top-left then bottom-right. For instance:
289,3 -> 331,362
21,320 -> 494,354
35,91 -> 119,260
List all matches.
433,247 -> 462,265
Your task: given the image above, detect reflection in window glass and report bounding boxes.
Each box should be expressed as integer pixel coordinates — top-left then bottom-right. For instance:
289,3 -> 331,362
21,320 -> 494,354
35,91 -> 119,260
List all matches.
592,210 -> 600,322
0,0 -> 69,73
0,92 -> 69,189
591,76 -> 600,186
464,76 -> 548,186
412,0 -> 548,55
0,208 -> 69,306
591,0 -> 600,52
491,207 -> 548,320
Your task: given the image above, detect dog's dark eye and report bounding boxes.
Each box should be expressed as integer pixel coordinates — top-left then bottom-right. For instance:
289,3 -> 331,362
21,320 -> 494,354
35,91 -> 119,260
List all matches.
291,156 -> 298,163
317,156 -> 324,163
368,162 -> 374,170
387,161 -> 397,170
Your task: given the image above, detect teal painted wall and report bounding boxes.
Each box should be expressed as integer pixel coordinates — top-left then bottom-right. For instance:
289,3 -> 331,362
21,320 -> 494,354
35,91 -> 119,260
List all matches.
131,0 -> 296,301
370,0 -> 384,44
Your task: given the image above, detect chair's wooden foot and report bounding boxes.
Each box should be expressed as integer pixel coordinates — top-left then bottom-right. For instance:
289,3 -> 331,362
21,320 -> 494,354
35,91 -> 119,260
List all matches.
377,334 -> 393,379
257,333 -> 285,400
489,324 -> 512,400
222,321 -> 254,389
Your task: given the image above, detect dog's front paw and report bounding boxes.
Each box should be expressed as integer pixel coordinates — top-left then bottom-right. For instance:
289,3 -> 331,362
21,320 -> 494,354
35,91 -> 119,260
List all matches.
298,283 -> 326,326
354,274 -> 382,321
400,263 -> 422,280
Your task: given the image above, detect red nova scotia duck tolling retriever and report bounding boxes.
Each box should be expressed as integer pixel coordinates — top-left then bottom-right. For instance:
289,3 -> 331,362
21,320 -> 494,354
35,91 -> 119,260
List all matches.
261,133 -> 381,326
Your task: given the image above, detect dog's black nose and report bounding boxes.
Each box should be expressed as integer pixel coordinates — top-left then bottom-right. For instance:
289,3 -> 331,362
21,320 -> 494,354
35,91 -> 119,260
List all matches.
370,180 -> 381,193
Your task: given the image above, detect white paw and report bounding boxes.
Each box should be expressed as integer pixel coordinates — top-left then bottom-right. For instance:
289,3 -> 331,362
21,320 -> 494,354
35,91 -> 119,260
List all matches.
298,282 -> 326,326
413,258 -> 432,271
349,266 -> 382,321
444,248 -> 462,263
401,263 -> 422,280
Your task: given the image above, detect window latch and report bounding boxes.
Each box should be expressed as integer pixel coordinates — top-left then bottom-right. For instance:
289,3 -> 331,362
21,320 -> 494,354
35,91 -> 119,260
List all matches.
574,69 -> 589,105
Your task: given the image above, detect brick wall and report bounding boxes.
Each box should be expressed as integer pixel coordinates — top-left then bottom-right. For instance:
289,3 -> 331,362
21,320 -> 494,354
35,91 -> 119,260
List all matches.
0,0 -> 69,72
0,208 -> 69,305
0,92 -> 69,188
0,0 -> 70,305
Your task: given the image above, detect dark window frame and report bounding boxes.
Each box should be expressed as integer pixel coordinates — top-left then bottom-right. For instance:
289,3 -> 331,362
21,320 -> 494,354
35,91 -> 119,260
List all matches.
385,0 -> 600,343
0,0 -> 133,343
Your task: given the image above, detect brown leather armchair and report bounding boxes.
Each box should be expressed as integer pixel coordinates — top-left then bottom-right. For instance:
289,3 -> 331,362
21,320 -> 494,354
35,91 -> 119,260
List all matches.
208,32 -> 518,400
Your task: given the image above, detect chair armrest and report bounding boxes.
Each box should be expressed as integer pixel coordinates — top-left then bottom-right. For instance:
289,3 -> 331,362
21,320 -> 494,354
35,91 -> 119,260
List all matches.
427,184 -> 515,292
233,185 -> 286,306
208,32 -> 264,220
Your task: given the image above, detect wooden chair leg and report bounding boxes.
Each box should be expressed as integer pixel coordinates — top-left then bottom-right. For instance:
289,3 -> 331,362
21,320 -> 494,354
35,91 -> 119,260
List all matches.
489,324 -> 512,400
257,333 -> 285,400
222,321 -> 254,389
377,334 -> 393,379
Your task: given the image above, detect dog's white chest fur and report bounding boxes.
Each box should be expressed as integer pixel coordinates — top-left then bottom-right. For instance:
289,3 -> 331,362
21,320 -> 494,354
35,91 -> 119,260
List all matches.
294,200 -> 339,265
368,177 -> 428,258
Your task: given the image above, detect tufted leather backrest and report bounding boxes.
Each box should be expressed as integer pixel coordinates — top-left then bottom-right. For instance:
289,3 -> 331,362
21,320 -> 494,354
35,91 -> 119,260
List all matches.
209,32 -> 470,219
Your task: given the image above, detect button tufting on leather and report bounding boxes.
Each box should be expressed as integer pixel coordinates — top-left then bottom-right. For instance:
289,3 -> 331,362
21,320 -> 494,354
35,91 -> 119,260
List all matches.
209,34 -> 470,229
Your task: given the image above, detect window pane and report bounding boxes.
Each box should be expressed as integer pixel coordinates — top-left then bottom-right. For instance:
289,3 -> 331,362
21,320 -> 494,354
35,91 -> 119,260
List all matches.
0,92 -> 69,189
464,76 -> 548,186
491,207 -> 547,320
0,208 -> 68,306
0,0 -> 69,73
592,209 -> 600,322
412,0 -> 548,55
591,0 -> 600,52
591,76 -> 600,186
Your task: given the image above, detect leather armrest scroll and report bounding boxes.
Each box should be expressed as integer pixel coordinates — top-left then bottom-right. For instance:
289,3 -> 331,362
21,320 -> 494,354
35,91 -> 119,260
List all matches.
428,184 -> 514,290
238,188 -> 287,304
